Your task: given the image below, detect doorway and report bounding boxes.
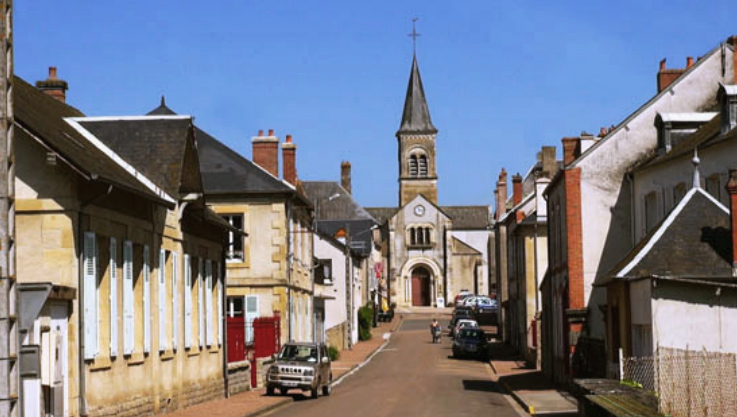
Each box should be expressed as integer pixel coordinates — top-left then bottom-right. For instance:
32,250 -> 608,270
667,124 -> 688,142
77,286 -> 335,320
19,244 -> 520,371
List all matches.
411,267 -> 431,306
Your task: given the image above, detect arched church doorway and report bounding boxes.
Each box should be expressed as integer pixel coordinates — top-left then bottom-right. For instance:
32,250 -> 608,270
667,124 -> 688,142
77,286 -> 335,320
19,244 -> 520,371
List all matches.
411,266 -> 432,307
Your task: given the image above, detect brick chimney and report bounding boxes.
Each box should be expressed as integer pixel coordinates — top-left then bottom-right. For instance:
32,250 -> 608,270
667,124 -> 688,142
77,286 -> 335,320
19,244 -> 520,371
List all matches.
282,134 -> 296,185
252,129 -> 279,177
727,169 -> 737,276
495,168 -> 508,221
512,174 -> 523,206
562,137 -> 581,166
36,67 -> 68,102
657,58 -> 691,93
341,161 -> 352,194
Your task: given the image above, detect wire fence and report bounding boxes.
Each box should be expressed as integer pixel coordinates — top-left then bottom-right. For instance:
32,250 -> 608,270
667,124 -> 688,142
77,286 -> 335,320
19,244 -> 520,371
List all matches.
622,347 -> 737,417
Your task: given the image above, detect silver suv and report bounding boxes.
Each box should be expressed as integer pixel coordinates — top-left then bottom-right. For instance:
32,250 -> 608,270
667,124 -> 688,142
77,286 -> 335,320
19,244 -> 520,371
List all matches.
266,343 -> 332,398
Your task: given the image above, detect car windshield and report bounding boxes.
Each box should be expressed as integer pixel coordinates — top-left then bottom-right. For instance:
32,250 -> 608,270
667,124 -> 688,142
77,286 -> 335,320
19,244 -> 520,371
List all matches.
458,321 -> 478,329
458,329 -> 485,340
476,298 -> 492,306
279,345 -> 318,362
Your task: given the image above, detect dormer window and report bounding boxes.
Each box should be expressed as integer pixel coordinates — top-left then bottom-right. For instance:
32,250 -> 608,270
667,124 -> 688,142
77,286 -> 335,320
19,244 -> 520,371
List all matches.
655,112 -> 717,154
718,83 -> 737,135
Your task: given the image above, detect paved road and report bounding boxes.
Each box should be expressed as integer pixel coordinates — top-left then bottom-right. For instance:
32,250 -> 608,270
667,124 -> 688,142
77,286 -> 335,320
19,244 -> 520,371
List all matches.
266,317 -> 525,417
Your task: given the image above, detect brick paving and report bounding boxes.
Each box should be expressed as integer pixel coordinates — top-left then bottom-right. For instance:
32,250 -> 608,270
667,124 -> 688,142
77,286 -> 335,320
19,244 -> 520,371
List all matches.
161,315 -> 401,417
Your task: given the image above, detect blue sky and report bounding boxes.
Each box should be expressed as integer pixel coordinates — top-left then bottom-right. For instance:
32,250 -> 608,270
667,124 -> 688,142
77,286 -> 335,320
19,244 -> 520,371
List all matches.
16,1 -> 734,208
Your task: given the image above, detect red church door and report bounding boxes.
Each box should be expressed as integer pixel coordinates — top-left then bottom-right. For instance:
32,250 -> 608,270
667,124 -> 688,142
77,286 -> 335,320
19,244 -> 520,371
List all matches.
411,267 -> 431,306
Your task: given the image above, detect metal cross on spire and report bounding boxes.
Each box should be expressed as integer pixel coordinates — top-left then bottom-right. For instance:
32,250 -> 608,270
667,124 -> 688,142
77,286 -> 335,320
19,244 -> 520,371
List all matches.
408,18 -> 421,55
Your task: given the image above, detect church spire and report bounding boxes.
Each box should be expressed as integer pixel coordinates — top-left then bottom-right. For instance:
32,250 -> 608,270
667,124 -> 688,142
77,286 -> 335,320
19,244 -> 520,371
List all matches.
398,55 -> 437,135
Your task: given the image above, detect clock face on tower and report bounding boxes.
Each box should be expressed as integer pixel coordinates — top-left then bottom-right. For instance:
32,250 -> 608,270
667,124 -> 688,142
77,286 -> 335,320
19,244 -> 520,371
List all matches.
414,205 -> 425,216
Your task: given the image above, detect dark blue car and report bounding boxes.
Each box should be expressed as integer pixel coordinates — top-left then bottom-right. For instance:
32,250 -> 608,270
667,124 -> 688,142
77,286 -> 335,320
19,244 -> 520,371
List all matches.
452,328 -> 488,360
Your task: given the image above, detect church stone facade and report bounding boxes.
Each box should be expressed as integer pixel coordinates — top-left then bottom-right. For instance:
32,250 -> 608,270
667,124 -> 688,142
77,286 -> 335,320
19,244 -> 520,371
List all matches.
367,55 -> 495,309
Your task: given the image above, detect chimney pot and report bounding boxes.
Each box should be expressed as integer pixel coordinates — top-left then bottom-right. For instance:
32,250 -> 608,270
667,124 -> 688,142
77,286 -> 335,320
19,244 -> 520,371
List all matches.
599,127 -> 608,137
286,134 -> 292,143
660,58 -> 667,71
36,66 -> 68,103
341,161 -> 352,194
686,56 -> 694,68
268,129 -> 274,136
258,129 -> 264,137
495,168 -> 509,221
49,66 -> 57,79
512,174 -> 523,206
282,135 -> 297,185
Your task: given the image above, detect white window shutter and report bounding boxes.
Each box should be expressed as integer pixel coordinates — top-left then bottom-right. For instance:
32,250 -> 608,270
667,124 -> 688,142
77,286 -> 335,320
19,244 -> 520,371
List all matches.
159,249 -> 167,352
216,263 -> 222,346
123,241 -> 134,355
205,261 -> 213,346
143,245 -> 151,353
83,232 -> 97,359
184,254 -> 192,349
109,238 -> 118,357
198,258 -> 204,347
245,295 -> 259,344
172,252 -> 179,350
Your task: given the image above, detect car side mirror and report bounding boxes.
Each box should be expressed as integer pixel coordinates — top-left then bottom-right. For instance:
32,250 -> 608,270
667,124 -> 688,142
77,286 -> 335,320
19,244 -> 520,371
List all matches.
321,356 -> 329,364
271,353 -> 277,361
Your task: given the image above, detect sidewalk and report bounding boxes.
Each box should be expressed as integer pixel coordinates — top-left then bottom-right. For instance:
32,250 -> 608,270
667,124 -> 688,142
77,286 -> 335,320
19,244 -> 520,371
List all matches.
163,316 -> 402,417
488,343 -> 578,416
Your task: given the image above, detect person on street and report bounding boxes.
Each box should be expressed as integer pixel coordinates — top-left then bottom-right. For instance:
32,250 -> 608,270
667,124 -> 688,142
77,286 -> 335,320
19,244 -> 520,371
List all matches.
430,318 -> 441,342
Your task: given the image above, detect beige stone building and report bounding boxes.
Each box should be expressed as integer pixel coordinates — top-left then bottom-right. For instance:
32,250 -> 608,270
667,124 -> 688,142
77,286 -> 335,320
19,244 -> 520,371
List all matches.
16,76 -> 232,416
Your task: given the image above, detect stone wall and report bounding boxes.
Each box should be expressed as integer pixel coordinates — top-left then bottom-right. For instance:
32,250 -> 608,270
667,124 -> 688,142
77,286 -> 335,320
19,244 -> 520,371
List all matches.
326,322 -> 347,352
227,360 -> 251,395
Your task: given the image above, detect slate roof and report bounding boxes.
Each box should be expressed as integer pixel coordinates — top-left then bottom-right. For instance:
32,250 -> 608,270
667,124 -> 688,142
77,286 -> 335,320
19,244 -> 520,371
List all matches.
397,55 -> 437,135
147,102 -> 295,196
302,182 -> 376,221
75,117 -> 200,199
602,187 -> 732,284
13,76 -> 169,205
365,207 -> 399,225
442,206 -> 492,230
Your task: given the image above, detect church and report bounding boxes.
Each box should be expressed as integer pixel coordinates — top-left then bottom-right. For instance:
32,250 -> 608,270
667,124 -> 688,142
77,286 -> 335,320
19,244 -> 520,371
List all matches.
366,54 -> 495,308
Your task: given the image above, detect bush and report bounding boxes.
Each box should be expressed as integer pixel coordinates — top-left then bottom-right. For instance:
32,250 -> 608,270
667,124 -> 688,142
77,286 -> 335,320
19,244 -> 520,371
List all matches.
358,303 -> 374,341
328,345 -> 340,361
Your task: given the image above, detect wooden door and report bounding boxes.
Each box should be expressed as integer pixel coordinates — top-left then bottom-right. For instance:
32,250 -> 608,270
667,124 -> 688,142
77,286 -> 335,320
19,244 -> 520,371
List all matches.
411,267 -> 431,306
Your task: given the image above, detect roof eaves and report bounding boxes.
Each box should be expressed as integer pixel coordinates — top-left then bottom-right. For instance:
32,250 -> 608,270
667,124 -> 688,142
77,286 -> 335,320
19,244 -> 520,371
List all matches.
570,43 -> 725,168
65,117 -> 177,205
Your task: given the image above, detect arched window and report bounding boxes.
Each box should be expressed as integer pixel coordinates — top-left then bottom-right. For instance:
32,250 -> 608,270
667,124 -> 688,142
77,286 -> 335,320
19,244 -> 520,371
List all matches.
418,155 -> 428,177
407,226 -> 433,247
409,155 -> 418,177
424,227 -> 431,244
410,228 -> 417,245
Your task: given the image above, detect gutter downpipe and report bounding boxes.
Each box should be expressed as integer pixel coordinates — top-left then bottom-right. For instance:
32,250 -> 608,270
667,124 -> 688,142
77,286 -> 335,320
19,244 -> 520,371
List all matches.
221,251 -> 229,397
286,197 -> 293,342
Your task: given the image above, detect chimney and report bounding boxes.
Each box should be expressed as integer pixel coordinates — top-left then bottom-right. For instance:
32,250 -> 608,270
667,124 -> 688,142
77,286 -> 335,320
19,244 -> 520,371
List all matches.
727,169 -> 737,276
579,131 -> 597,154
495,168 -> 508,221
341,161 -> 352,194
35,66 -> 68,102
252,129 -> 279,177
731,36 -> 737,84
657,58 -> 687,93
282,134 -> 296,185
540,146 -> 557,179
562,137 -> 581,166
512,174 -> 523,206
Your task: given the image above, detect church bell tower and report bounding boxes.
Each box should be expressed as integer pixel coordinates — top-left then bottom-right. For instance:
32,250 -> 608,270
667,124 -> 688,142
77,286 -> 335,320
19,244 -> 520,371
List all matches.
397,54 -> 438,207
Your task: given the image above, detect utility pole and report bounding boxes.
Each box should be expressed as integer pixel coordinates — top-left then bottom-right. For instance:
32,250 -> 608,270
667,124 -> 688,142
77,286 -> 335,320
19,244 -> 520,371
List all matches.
0,1 -> 17,417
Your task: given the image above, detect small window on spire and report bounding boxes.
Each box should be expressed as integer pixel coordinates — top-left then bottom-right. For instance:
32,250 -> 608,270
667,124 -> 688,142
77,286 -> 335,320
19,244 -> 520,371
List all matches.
419,155 -> 428,177
409,155 -> 418,177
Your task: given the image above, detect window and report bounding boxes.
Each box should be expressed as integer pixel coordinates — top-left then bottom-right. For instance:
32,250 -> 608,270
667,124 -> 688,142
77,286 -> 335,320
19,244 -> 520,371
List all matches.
409,155 -> 418,176
215,263 -> 222,346
314,259 -> 333,284
245,295 -> 259,344
222,214 -> 244,262
672,183 -> 686,206
109,238 -> 118,357
83,232 -> 98,359
198,258 -> 205,347
418,155 -> 428,176
159,249 -> 167,352
172,252 -> 179,350
644,192 -> 659,234
408,226 -> 432,246
205,260 -> 213,347
143,245 -> 151,353
184,254 -> 192,349
123,241 -> 134,355
706,174 -> 721,201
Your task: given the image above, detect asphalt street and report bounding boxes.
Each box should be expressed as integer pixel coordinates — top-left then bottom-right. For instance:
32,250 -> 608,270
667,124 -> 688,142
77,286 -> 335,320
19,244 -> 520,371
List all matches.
265,316 -> 525,417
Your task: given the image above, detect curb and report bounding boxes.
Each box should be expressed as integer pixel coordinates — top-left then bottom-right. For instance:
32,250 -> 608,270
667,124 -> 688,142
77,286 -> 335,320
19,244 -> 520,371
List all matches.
239,397 -> 292,417
331,316 -> 405,388
499,380 -> 535,415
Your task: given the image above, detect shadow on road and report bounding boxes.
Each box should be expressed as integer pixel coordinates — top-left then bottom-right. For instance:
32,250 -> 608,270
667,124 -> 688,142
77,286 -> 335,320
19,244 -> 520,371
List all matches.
462,380 -> 503,393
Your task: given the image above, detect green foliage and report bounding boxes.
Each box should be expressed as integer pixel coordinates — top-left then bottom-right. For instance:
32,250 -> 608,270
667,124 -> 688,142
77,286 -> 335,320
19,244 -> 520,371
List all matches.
328,345 -> 340,361
358,303 -> 374,341
620,379 -> 644,389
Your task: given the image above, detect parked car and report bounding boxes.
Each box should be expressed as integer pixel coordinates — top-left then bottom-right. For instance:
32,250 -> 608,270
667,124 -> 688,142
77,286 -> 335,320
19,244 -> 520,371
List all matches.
266,343 -> 332,398
460,295 -> 480,307
451,319 -> 479,338
449,309 -> 474,333
452,328 -> 489,360
454,289 -> 471,305
472,297 -> 497,312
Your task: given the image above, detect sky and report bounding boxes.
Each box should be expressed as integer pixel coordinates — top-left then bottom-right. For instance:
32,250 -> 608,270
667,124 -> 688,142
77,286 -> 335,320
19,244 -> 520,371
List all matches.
15,1 -> 735,208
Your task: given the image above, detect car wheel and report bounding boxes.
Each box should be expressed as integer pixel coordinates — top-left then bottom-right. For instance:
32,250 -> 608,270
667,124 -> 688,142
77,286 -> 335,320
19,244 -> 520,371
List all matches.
266,386 -> 275,396
311,385 -> 319,399
322,380 -> 332,396
279,388 -> 288,396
